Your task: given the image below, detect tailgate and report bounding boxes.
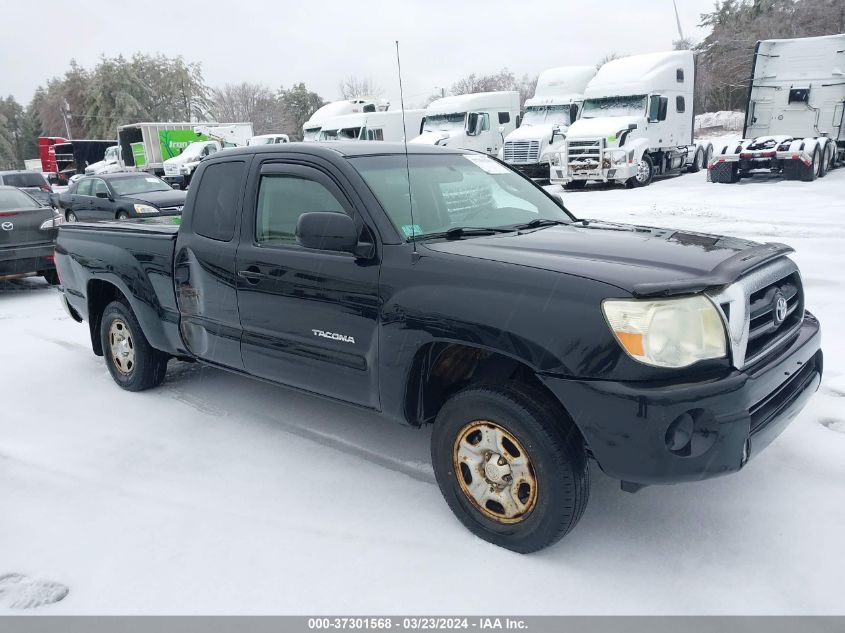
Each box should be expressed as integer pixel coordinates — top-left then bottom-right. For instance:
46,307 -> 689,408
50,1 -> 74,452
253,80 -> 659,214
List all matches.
0,207 -> 57,251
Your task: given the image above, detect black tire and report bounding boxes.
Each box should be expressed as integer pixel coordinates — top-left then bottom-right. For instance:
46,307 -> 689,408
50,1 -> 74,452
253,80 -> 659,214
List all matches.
563,180 -> 586,190
796,147 -> 820,182
819,143 -> 832,178
116,210 -> 130,220
66,211 -> 77,222
41,270 -> 60,286
431,383 -> 589,553
625,154 -> 654,188
100,300 -> 168,391
687,147 -> 704,173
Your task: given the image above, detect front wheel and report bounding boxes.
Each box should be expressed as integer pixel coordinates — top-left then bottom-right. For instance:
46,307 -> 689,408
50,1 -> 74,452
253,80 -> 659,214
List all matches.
626,154 -> 654,188
116,211 -> 130,220
431,383 -> 589,553
100,300 -> 169,391
66,211 -> 77,222
563,180 -> 586,190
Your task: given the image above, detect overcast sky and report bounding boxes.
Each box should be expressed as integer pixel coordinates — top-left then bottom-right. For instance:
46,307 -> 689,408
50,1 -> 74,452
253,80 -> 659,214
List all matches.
3,0 -> 716,108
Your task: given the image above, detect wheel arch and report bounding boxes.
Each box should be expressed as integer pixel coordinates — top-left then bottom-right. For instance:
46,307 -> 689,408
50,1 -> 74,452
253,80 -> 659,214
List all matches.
402,341 -> 571,430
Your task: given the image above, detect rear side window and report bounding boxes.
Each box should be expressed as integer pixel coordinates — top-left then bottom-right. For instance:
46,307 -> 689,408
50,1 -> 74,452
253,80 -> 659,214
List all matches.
256,175 -> 345,244
498,112 -> 510,124
676,96 -> 686,113
367,128 -> 384,141
76,179 -> 93,196
192,161 -> 245,241
2,172 -> 48,188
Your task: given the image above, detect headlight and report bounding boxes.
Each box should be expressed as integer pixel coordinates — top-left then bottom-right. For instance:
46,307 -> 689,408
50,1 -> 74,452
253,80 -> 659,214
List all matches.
602,296 -> 727,368
39,213 -> 65,230
133,204 -> 159,215
607,149 -> 627,165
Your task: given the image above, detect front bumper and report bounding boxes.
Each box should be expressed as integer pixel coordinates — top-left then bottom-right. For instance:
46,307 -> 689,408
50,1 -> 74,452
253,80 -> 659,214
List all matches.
0,243 -> 55,278
508,162 -> 551,180
540,313 -> 822,485
549,163 -> 636,184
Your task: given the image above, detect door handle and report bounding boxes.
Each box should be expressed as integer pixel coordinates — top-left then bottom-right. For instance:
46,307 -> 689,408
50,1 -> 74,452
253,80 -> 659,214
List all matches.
238,266 -> 263,284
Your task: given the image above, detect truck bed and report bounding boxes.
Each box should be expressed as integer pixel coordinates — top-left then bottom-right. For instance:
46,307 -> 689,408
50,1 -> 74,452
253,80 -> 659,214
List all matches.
56,219 -> 185,357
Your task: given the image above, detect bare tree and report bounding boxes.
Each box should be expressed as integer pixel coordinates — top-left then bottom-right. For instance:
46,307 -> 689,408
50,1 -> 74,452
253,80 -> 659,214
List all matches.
338,76 -> 383,99
596,52 -> 625,70
208,82 -> 284,135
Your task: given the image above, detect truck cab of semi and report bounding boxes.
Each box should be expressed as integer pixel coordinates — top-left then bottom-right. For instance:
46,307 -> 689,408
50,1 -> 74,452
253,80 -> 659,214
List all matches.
162,124 -> 253,188
302,98 -> 387,141
84,145 -> 123,176
709,33 -> 845,183
551,51 -> 710,189
316,109 -> 425,142
411,91 -> 520,156
500,66 -> 596,180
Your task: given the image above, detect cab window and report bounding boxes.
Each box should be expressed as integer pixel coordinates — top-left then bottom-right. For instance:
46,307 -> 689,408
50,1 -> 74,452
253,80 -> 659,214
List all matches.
256,175 -> 346,245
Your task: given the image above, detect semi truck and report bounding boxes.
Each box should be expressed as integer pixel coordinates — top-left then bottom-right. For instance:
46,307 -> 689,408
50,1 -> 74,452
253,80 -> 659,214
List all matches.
550,51 -> 712,189
54,142 -> 822,553
411,91 -> 521,156
37,136 -> 67,183
302,98 -> 387,141
500,66 -> 597,180
316,109 -> 425,142
709,33 -> 845,183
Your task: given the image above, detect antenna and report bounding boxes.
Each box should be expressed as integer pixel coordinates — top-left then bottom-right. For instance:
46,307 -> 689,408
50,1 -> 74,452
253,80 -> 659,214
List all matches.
671,0 -> 686,43
395,40 -> 417,254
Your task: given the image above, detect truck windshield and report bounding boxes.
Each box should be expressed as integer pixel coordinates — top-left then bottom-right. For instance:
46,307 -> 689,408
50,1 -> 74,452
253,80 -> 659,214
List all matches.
422,113 -> 465,133
351,153 -> 572,240
109,176 -> 172,196
581,95 -> 647,118
104,147 -> 120,161
521,105 -> 572,126
303,127 -> 321,141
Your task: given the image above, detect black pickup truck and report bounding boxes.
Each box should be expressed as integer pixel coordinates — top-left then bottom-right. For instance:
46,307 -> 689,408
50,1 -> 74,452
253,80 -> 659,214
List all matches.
55,143 -> 822,553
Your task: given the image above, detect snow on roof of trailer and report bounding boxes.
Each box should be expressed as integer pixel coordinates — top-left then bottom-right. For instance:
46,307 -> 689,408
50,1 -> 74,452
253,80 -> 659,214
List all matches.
425,91 -> 520,115
304,99 -> 379,127
755,33 -> 845,82
533,66 -> 597,98
584,50 -> 694,98
319,109 -> 425,130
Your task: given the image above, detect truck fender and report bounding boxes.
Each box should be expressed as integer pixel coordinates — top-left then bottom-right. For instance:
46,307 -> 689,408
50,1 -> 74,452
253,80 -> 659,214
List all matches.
625,139 -> 651,168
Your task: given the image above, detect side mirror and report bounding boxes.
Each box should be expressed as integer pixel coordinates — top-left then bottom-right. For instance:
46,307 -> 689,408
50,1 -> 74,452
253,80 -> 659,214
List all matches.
466,112 -> 479,136
658,96 -> 668,121
570,103 -> 579,122
296,212 -> 365,256
96,191 -> 110,199
550,124 -> 562,143
628,123 -> 638,130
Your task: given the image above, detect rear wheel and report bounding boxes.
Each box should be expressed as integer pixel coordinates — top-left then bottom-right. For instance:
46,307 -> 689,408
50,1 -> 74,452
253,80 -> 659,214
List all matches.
687,147 -> 705,173
431,383 -> 589,553
626,154 -> 654,188
41,270 -> 60,286
800,147 -> 820,182
100,300 -> 169,391
819,143 -> 832,177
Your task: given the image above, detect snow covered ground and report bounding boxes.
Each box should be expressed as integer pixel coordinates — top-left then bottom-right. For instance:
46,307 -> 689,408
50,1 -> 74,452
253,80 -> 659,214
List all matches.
1,163 -> 844,615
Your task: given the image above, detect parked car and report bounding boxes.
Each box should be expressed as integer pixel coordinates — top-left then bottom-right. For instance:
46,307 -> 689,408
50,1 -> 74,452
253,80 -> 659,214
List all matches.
0,186 -> 63,284
0,170 -> 54,207
55,143 -> 822,553
54,173 -> 187,222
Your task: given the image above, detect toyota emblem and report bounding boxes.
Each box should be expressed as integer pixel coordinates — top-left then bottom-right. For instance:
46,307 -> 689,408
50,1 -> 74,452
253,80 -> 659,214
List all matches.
1,221 -> 12,231
773,293 -> 788,326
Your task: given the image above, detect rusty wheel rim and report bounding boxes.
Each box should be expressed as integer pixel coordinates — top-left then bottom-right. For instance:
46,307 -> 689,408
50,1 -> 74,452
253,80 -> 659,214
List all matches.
108,319 -> 135,375
452,420 -> 538,524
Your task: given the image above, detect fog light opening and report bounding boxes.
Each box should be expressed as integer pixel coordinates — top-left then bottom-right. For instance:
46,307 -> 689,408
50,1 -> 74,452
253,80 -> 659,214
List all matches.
665,408 -> 718,458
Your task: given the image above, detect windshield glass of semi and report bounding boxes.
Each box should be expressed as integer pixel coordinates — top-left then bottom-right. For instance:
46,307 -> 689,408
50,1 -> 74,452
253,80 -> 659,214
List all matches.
581,95 -> 647,118
109,176 -> 171,196
303,128 -> 321,141
423,113 -> 465,133
521,105 -> 572,126
0,189 -> 38,210
352,154 -> 571,240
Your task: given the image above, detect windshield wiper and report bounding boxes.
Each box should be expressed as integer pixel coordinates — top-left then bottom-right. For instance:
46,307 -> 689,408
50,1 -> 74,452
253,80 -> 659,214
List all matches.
444,226 -> 516,239
508,218 -> 570,231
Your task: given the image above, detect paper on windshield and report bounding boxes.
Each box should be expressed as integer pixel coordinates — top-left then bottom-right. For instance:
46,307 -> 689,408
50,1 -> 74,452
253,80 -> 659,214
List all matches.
463,154 -> 510,175
145,177 -> 160,183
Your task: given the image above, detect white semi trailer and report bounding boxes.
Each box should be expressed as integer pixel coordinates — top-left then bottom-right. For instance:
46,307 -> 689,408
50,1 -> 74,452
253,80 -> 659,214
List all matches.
709,33 -> 845,183
500,66 -> 596,180
551,51 -> 711,189
316,109 -> 425,142
411,91 -> 520,156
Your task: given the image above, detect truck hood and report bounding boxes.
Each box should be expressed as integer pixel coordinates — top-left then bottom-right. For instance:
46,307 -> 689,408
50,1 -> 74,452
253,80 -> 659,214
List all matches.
506,123 -> 558,142
567,116 -> 646,142
123,189 -> 188,208
163,154 -> 194,166
424,222 -> 792,297
85,159 -> 109,174
412,130 -> 460,145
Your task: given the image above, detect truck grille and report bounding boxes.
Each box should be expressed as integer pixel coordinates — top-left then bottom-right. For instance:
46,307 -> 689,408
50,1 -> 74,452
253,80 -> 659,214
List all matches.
567,139 -> 602,168
709,258 -> 804,369
503,140 -> 540,164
